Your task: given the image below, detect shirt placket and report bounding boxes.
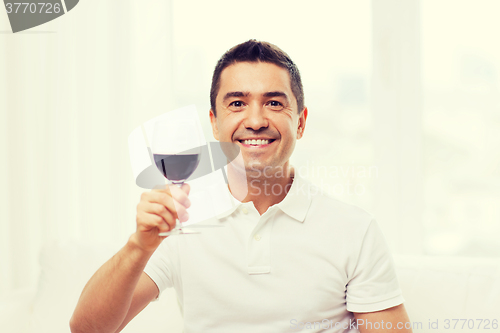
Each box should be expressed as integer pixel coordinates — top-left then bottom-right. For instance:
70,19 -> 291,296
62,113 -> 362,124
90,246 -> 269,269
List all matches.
244,205 -> 277,275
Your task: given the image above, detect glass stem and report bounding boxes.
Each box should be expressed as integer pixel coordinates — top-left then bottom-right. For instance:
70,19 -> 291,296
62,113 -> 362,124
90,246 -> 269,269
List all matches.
170,181 -> 185,232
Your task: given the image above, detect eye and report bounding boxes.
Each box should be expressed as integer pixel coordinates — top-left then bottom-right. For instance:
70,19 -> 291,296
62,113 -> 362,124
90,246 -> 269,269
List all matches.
267,100 -> 284,110
229,101 -> 245,109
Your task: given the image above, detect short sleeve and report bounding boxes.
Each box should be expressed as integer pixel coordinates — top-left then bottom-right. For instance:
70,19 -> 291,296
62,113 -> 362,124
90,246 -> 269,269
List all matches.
144,239 -> 175,300
346,219 -> 405,313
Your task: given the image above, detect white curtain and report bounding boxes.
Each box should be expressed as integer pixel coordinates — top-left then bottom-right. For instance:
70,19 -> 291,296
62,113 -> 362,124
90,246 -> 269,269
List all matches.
0,0 -> 174,295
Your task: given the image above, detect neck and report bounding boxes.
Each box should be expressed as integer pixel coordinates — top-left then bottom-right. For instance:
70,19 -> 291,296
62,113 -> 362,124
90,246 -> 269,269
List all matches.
226,162 -> 294,215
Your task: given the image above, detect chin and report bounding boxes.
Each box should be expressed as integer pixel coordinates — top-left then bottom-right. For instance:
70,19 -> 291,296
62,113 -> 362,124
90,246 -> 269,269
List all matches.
246,162 -> 286,179
245,163 -> 264,174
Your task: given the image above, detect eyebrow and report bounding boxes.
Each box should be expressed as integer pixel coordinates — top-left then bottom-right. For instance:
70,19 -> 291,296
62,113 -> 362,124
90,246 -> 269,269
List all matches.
222,91 -> 249,102
222,91 -> 289,102
263,91 -> 289,100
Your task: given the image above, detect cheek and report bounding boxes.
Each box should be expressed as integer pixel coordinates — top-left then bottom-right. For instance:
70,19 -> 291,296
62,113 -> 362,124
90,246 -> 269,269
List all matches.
277,117 -> 298,137
218,119 -> 239,140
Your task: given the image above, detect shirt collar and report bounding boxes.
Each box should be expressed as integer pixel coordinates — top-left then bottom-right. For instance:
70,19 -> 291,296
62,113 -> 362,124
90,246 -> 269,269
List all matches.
216,168 -> 312,223
276,171 -> 312,222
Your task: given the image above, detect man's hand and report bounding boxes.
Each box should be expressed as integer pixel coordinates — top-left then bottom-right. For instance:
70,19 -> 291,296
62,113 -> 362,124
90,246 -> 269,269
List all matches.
132,183 -> 191,253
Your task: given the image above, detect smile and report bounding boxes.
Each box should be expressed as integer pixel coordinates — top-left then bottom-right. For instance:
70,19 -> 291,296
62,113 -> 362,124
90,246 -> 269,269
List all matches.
237,139 -> 276,147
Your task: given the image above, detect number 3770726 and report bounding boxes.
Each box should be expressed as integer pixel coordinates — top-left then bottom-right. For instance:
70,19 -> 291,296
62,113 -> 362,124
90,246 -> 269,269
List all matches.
444,319 -> 498,330
5,2 -> 62,14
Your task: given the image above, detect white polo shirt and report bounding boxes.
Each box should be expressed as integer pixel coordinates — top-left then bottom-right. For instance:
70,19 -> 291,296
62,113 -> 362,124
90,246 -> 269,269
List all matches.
144,173 -> 404,333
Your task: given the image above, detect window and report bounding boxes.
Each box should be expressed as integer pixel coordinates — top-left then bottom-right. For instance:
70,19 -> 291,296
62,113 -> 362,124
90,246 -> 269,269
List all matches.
422,0 -> 500,257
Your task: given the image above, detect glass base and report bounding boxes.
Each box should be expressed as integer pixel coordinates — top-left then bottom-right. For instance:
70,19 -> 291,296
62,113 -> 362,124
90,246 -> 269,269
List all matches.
158,226 -> 200,236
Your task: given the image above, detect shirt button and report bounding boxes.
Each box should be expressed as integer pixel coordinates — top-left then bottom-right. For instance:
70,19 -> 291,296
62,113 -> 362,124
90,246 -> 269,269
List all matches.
254,234 -> 261,241
241,207 -> 248,214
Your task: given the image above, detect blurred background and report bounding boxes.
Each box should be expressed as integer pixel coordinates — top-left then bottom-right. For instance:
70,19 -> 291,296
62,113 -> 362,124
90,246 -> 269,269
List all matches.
1,0 -> 500,297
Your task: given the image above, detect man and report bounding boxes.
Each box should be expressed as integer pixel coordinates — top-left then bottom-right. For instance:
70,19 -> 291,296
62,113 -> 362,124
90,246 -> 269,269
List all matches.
70,40 -> 413,333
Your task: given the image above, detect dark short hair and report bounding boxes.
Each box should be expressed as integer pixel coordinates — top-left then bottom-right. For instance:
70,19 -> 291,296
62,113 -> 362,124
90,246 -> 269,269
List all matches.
210,40 -> 304,116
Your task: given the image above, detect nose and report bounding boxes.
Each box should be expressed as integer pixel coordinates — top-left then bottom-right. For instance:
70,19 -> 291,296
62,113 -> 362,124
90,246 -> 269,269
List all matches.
243,103 -> 268,131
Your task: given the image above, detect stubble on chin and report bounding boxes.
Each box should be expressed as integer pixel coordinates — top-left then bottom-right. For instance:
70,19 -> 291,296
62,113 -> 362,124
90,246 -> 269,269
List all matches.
246,163 -> 289,181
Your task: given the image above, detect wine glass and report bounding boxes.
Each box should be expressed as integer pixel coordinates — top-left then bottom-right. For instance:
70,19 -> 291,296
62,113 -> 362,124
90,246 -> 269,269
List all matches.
151,118 -> 202,235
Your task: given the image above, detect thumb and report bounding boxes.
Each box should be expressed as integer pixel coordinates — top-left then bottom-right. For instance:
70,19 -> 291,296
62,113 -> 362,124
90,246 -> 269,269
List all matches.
151,183 -> 171,194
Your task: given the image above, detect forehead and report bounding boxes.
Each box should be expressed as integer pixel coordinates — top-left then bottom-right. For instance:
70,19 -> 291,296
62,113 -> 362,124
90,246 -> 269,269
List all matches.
218,61 -> 293,96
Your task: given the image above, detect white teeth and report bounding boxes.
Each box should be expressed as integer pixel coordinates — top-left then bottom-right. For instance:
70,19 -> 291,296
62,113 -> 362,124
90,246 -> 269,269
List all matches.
243,139 -> 270,145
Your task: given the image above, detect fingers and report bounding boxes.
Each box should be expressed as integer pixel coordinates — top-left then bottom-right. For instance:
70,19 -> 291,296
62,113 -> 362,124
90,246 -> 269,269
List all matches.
146,191 -> 179,219
134,184 -> 192,251
147,186 -> 191,221
136,207 -> 174,234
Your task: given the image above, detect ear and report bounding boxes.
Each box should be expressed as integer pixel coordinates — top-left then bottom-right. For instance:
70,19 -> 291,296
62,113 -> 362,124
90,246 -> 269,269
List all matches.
296,107 -> 308,139
209,109 -> 219,140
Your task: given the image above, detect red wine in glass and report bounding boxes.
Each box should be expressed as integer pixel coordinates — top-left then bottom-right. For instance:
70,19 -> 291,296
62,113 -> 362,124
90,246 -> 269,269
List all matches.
153,153 -> 201,184
151,118 -> 203,235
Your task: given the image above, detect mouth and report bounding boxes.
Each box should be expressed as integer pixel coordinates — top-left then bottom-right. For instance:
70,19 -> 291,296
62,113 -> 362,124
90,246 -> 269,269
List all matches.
237,139 -> 276,147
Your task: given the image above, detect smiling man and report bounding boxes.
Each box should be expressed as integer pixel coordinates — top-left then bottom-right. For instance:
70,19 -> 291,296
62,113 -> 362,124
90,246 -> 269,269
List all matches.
70,40 -> 413,333
209,59 -> 306,213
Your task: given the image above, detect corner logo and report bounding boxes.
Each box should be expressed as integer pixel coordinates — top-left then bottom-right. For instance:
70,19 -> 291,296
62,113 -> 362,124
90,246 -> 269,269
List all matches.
4,0 -> 79,33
